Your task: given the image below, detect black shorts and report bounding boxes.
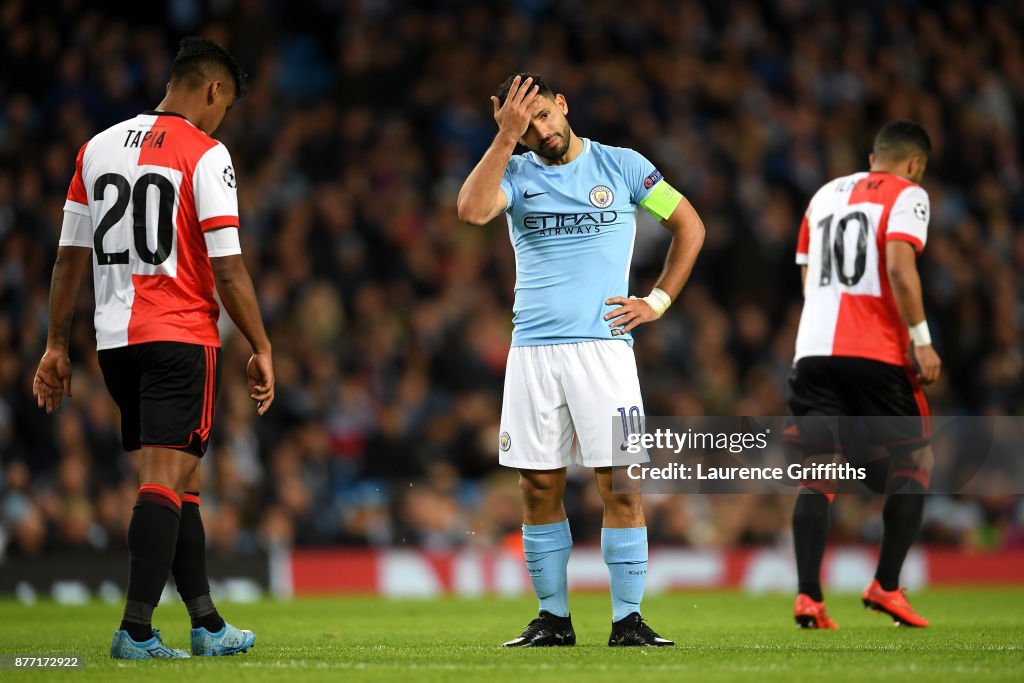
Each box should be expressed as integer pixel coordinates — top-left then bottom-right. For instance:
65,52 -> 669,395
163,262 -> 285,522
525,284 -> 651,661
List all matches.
785,356 -> 931,455
98,342 -> 221,458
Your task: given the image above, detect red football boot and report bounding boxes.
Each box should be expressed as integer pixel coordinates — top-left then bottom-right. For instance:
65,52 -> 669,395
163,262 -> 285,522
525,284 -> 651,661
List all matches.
794,593 -> 839,629
862,579 -> 929,627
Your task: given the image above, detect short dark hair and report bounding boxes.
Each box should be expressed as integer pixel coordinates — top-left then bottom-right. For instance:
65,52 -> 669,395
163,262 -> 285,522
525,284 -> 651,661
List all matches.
873,120 -> 931,161
169,37 -> 246,98
496,72 -> 554,105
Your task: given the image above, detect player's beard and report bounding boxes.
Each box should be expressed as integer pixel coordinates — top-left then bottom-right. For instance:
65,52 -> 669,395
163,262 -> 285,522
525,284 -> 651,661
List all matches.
535,126 -> 571,161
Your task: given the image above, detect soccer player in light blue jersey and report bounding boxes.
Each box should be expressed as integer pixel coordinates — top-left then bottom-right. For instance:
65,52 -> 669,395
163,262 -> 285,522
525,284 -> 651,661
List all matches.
458,73 -> 705,647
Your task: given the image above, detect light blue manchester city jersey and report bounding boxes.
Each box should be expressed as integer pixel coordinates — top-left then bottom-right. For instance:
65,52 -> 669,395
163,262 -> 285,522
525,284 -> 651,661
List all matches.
500,138 -> 662,347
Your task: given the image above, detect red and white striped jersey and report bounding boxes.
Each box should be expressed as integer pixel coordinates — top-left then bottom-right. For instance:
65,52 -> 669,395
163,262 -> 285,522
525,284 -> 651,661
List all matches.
794,171 -> 930,366
62,111 -> 239,349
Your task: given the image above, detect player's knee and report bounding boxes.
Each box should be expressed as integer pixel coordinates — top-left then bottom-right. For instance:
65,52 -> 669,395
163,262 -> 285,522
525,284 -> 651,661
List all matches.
602,491 -> 643,527
170,461 -> 199,492
601,490 -> 642,514
519,474 -> 562,508
895,445 -> 933,470
138,447 -> 200,492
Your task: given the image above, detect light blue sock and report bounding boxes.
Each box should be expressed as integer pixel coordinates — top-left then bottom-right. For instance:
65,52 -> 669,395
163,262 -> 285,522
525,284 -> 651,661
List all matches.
522,520 -> 572,618
602,526 -> 648,622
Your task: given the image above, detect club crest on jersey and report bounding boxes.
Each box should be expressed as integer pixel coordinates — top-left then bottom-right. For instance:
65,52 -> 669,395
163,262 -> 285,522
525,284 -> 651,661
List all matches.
499,432 -> 512,452
589,185 -> 614,208
914,202 -> 927,221
223,165 -> 236,188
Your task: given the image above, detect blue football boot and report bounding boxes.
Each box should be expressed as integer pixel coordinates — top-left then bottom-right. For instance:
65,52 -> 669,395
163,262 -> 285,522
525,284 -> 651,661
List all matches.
190,622 -> 256,656
110,628 -> 190,659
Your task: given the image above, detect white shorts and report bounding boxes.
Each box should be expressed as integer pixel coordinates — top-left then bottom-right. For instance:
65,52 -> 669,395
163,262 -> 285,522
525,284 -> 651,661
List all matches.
498,340 -> 646,470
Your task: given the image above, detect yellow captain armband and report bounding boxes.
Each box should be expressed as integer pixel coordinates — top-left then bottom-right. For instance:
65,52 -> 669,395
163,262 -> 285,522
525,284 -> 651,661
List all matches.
639,180 -> 684,221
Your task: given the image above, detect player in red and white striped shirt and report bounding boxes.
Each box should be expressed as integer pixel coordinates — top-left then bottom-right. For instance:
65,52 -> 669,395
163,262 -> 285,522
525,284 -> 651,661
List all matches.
786,121 -> 938,630
33,38 -> 272,659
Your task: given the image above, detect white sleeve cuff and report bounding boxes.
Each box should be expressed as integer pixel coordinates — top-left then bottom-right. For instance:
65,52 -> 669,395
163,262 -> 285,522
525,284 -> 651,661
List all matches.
204,226 -> 242,257
58,210 -> 94,247
62,199 -> 91,217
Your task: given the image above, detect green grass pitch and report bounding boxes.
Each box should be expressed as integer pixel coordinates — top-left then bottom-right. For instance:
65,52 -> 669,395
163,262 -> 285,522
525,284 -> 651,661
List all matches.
1,590 -> 1021,681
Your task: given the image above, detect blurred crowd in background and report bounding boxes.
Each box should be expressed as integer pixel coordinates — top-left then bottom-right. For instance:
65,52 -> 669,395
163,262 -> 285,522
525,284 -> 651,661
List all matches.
1,0 -> 1022,562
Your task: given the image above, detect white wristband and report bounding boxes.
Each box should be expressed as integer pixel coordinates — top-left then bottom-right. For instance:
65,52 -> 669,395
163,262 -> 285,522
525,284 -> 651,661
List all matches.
642,287 -> 672,318
908,321 -> 931,346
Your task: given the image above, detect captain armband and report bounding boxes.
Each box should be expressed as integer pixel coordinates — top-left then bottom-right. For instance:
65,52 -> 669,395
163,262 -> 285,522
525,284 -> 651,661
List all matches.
638,181 -> 684,221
